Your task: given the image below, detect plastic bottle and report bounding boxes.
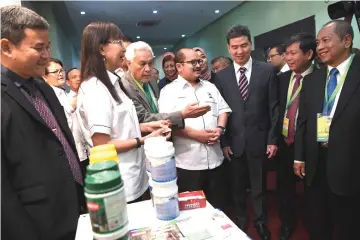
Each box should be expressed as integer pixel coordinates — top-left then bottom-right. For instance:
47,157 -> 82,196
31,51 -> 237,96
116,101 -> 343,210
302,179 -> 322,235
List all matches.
85,170 -> 129,240
87,161 -> 119,176
151,179 -> 180,221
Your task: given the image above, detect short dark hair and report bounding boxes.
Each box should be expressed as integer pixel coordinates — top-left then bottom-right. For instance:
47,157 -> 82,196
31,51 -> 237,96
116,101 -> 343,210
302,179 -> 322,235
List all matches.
269,44 -> 286,55
45,58 -> 63,74
1,5 -> 49,45
210,56 -> 233,65
324,20 -> 354,41
226,25 -> 251,44
66,67 -> 79,80
162,55 -> 175,67
175,48 -> 193,64
152,68 -> 159,74
285,32 -> 317,60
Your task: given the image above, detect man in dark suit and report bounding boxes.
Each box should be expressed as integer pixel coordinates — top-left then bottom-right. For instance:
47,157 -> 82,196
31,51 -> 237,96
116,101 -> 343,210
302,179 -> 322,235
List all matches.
214,25 -> 279,240
294,20 -> 360,240
276,32 -> 316,240
1,6 -> 83,240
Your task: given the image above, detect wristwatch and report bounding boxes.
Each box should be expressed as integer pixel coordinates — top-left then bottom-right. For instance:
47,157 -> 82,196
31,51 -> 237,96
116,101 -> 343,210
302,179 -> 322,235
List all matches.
217,126 -> 226,135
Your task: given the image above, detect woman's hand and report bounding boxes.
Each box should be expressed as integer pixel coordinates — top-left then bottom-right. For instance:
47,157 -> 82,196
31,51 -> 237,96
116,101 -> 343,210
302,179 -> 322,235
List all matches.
140,120 -> 171,133
143,127 -> 172,141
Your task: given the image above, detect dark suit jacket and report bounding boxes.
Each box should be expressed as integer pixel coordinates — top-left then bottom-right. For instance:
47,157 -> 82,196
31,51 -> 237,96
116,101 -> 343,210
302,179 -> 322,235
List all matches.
294,54 -> 360,196
1,67 -> 80,240
214,61 -> 279,157
122,71 -> 184,130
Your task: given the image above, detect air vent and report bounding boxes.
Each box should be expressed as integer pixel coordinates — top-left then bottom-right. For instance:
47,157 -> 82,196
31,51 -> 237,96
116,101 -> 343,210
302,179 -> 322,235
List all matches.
136,20 -> 160,27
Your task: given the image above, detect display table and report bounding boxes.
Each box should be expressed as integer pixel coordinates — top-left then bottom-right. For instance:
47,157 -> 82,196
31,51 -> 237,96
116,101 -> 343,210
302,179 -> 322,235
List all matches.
76,200 -> 250,239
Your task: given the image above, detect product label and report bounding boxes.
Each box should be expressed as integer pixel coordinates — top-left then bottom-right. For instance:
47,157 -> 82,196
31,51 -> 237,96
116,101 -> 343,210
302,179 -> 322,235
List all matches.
151,157 -> 176,182
154,195 -> 180,220
86,188 -> 128,234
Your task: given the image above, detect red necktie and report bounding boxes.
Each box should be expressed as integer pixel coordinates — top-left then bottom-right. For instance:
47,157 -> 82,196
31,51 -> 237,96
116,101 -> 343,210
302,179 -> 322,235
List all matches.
285,74 -> 302,145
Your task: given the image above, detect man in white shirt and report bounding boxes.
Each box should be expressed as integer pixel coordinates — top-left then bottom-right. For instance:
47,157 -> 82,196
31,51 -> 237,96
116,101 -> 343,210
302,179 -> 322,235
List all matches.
159,48 -> 232,209
267,44 -> 289,74
277,32 -> 316,240
43,59 -> 88,174
294,20 -> 360,240
66,67 -> 81,106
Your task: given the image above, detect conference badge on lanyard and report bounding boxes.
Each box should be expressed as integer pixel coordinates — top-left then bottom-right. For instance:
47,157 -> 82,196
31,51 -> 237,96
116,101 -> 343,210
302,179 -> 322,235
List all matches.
282,117 -> 289,137
317,113 -> 332,142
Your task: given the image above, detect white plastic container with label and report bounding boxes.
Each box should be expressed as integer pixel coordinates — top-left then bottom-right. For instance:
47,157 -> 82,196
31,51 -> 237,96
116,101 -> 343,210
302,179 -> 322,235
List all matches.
152,179 -> 180,221
145,140 -> 177,182
144,136 -> 167,173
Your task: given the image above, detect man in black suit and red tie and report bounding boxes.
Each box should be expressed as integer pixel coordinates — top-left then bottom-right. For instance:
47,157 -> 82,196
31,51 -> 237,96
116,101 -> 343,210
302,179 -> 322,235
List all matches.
1,6 -> 83,239
294,20 -> 360,240
214,25 -> 279,240
276,32 -> 316,240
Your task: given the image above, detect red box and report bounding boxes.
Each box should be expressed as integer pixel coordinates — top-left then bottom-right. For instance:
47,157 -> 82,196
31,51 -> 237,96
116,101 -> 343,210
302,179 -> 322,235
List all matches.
178,191 -> 206,211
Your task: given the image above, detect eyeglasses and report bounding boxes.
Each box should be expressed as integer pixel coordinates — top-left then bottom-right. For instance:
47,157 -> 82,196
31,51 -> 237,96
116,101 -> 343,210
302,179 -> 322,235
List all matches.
180,59 -> 204,67
107,40 -> 124,46
47,69 -> 65,76
267,54 -> 280,61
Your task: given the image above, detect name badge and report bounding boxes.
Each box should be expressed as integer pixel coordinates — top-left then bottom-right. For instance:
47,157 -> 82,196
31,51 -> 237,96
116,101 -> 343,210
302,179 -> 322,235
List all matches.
282,117 -> 289,137
317,113 -> 332,142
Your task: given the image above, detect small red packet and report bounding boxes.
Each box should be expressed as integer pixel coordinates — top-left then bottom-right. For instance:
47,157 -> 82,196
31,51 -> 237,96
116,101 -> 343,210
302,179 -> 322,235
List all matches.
178,190 -> 206,211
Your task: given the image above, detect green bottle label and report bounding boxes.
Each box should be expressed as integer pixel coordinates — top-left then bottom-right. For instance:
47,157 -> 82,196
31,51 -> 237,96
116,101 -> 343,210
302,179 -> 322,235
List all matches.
86,188 -> 128,235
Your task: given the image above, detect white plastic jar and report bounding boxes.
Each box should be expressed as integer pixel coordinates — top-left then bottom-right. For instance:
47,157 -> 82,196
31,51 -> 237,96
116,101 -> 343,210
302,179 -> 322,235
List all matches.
152,179 -> 180,221
145,141 -> 177,182
144,136 -> 167,173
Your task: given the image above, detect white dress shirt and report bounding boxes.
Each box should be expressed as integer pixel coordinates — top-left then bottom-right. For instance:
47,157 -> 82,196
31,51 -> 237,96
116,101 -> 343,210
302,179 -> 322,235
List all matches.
234,57 -> 252,84
76,71 -> 148,202
159,75 -> 232,170
280,64 -> 290,73
287,65 -> 314,127
327,54 -> 353,117
294,55 -> 353,164
51,86 -> 88,161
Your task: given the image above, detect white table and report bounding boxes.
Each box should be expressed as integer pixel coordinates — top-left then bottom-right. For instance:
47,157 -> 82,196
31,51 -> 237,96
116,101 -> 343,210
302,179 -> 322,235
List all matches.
76,200 -> 250,239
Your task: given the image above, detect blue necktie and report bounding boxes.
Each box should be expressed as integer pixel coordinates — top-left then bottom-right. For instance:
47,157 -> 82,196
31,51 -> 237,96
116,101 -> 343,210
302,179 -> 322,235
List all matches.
323,68 -> 339,115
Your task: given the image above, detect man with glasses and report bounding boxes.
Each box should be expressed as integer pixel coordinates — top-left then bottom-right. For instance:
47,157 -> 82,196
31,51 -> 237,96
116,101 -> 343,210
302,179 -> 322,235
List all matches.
267,44 -> 289,74
122,41 -> 210,130
158,48 -> 232,210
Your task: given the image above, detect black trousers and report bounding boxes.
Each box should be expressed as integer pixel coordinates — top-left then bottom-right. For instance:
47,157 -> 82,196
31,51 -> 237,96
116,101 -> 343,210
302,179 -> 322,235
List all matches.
230,152 -> 267,226
176,163 -> 226,210
276,140 -> 297,227
305,147 -> 360,240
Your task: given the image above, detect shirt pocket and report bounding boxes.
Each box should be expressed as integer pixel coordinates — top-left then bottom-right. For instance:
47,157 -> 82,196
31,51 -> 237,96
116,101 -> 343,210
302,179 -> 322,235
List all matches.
201,93 -> 219,118
113,100 -> 139,139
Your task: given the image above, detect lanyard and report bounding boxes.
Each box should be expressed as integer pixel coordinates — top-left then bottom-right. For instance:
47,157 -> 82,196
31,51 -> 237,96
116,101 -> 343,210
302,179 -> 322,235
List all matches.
285,73 -> 302,110
131,74 -> 145,93
324,54 -> 354,113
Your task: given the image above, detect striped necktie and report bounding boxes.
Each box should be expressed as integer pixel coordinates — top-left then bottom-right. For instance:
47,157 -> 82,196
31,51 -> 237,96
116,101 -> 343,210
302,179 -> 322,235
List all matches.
238,67 -> 248,100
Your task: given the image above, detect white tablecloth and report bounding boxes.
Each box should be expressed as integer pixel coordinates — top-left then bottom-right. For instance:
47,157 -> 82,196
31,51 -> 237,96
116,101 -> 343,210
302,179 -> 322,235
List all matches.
75,200 -> 250,239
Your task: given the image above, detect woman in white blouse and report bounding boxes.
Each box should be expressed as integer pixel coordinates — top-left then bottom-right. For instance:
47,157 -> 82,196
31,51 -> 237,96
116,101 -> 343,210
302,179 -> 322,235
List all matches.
76,21 -> 170,203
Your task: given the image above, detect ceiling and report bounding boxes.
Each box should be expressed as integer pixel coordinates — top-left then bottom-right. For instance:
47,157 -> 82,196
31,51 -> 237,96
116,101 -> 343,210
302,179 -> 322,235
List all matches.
57,1 -> 242,57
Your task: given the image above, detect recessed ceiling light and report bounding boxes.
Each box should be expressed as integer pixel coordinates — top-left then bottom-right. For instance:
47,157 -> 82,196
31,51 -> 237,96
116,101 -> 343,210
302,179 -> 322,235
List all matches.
164,47 -> 167,50
137,36 -> 140,39
80,11 -> 85,15
153,10 -> 158,14
181,34 -> 186,37
214,10 -> 220,14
